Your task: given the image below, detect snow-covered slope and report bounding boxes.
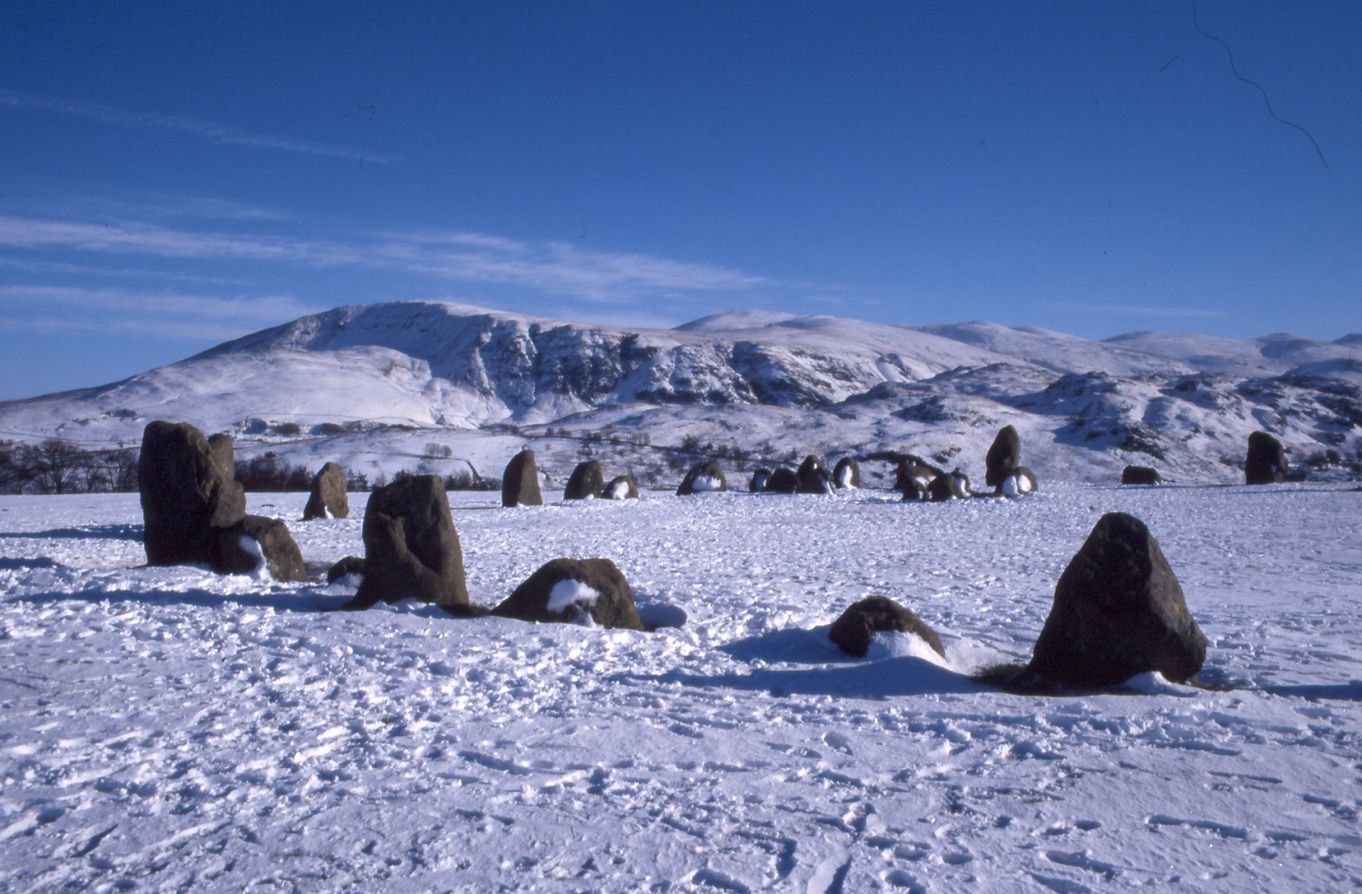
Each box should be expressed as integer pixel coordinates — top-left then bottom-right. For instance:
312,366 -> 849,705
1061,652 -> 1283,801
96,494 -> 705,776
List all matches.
1,300 -> 1359,486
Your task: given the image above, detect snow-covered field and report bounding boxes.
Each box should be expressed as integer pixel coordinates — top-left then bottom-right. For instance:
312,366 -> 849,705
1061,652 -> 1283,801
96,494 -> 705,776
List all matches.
2,484 -> 1360,892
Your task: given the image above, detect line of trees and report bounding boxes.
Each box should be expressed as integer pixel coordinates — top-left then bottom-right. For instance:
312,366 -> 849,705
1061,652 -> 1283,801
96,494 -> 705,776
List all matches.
0,439 -> 139,495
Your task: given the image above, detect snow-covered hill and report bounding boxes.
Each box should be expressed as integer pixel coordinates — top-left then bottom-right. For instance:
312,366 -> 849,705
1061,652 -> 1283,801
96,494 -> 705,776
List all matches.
1,301 -> 1359,487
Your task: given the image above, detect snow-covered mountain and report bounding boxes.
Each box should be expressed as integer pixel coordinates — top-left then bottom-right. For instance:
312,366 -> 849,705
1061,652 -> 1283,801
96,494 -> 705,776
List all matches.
2,300 -> 1359,486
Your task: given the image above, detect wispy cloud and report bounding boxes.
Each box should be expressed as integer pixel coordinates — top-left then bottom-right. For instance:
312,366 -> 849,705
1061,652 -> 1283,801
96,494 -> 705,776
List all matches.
0,87 -> 396,164
1044,301 -> 1230,319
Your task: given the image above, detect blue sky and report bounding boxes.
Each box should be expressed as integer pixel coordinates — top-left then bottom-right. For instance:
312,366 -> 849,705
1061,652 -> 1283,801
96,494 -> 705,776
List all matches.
1,0 -> 1359,400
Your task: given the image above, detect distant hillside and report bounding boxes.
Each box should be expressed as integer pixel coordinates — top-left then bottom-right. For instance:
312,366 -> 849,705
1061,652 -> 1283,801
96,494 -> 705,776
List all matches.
1,301 -> 1359,487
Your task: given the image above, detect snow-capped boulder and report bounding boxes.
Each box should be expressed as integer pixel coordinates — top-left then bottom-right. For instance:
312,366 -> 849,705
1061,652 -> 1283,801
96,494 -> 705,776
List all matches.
832,457 -> 861,489
348,475 -> 469,609
677,461 -> 727,495
796,455 -> 833,494
501,448 -> 544,507
564,460 -> 604,500
602,474 -> 639,500
985,425 -> 1021,490
1122,465 -> 1162,485
492,557 -> 644,630
1245,431 -> 1287,485
829,595 -> 945,659
999,466 -> 1038,497
303,462 -> 349,520
1027,512 -> 1206,687
138,420 -> 246,566
213,514 -> 307,581
765,466 -> 798,494
928,470 -> 971,501
748,468 -> 771,492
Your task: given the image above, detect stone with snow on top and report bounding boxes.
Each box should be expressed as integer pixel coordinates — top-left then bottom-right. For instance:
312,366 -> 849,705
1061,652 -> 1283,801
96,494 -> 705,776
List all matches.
213,514 -> 307,581
501,448 -> 543,507
764,467 -> 798,494
564,460 -> 604,500
327,555 -> 365,583
829,596 -> 945,659
303,462 -> 349,520
899,476 -> 929,501
138,420 -> 246,566
748,468 -> 771,492
796,455 -> 833,494
602,474 -> 639,500
676,461 -> 727,495
1245,431 -> 1287,485
1027,512 -> 1206,687
985,425 -> 1021,490
492,558 -> 644,630
999,466 -> 1038,498
928,470 -> 971,501
1122,465 -> 1162,486
348,475 -> 469,609
832,457 -> 861,489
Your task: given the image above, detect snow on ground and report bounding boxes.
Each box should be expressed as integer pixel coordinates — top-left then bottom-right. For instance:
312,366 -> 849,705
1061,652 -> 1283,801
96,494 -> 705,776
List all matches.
2,484 -> 1361,892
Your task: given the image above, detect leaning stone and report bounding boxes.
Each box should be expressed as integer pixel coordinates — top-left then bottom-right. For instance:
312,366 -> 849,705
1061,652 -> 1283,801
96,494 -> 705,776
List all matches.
1028,512 -> 1206,687
829,596 -> 945,659
213,514 -> 307,581
492,558 -> 645,630
303,462 -> 349,520
1245,431 -> 1287,485
501,449 -> 544,507
138,420 -> 246,566
564,460 -> 604,500
602,474 -> 639,500
1122,465 -> 1162,486
677,461 -> 727,495
350,475 -> 469,609
985,425 -> 1021,489
832,457 -> 861,489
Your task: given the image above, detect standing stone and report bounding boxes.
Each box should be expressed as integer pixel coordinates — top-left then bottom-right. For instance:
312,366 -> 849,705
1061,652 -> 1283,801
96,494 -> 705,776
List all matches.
501,449 -> 544,507
138,421 -> 246,565
677,461 -> 727,495
765,467 -> 798,493
492,557 -> 645,630
748,468 -> 772,492
564,460 -> 604,500
985,425 -> 1021,490
349,475 -> 469,609
214,515 -> 307,581
829,596 -> 945,659
303,462 -> 349,520
928,470 -> 971,501
1028,512 -> 1206,687
1245,431 -> 1287,485
832,457 -> 861,489
1122,465 -> 1162,486
796,455 -> 833,494
602,474 -> 639,500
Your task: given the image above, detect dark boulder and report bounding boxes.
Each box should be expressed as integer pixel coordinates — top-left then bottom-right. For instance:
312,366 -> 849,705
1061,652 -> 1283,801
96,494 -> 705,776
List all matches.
303,462 -> 349,520
832,457 -> 861,489
985,425 -> 1022,489
213,514 -> 307,581
748,468 -> 771,492
564,460 -> 604,500
796,455 -> 833,494
829,596 -> 945,659
928,470 -> 971,502
602,474 -> 639,500
999,466 -> 1038,497
501,449 -> 544,507
765,467 -> 799,494
900,476 -> 929,501
138,421 -> 246,565
1245,431 -> 1287,485
1028,512 -> 1206,687
349,475 -> 469,609
492,558 -> 645,630
895,459 -> 941,498
1122,465 -> 1162,486
327,555 -> 365,583
677,461 -> 727,495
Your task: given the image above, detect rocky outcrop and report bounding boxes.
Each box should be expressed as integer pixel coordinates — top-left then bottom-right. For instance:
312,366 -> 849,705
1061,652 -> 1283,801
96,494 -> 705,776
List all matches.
1027,512 -> 1206,687
303,462 -> 349,520
501,449 -> 544,507
348,475 -> 469,609
492,558 -> 645,630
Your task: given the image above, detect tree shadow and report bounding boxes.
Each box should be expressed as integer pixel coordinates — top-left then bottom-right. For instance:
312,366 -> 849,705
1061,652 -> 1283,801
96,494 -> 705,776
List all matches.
0,524 -> 143,542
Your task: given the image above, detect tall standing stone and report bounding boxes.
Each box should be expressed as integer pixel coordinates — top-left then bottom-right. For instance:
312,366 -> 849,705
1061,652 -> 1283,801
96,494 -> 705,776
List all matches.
832,457 -> 861,489
303,462 -> 350,520
1245,431 -> 1287,485
350,475 -> 469,609
985,425 -> 1021,490
564,460 -> 604,500
501,449 -> 544,507
138,421 -> 246,565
